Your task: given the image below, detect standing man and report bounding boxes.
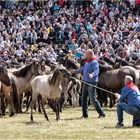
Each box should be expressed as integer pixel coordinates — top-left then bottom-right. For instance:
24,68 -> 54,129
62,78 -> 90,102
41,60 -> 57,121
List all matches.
74,49 -> 105,118
115,75 -> 140,127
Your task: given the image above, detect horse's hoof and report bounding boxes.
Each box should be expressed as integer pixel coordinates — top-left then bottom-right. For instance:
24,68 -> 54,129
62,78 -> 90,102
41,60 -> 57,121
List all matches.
9,113 -> 14,117
38,110 -> 42,113
56,118 -> 60,121
23,110 -> 27,113
45,116 -> 49,121
30,116 -> 34,121
57,119 -> 61,122
2,113 -> 5,116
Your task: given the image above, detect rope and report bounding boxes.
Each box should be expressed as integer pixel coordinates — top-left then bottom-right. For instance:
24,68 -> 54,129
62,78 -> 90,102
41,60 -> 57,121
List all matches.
71,77 -> 116,95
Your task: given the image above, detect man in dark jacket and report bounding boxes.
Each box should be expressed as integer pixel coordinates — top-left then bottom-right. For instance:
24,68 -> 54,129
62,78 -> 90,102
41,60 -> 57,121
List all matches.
74,49 -> 105,118
115,75 -> 140,127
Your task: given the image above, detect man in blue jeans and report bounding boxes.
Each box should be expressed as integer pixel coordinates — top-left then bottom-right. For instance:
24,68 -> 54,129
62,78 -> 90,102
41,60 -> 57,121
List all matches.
74,49 -> 105,118
115,75 -> 140,127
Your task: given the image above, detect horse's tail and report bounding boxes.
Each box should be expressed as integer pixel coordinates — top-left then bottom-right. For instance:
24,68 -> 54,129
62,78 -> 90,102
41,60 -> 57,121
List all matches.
11,78 -> 20,113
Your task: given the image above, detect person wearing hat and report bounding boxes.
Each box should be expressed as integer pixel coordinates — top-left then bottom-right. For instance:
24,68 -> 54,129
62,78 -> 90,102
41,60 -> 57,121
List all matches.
73,49 -> 105,118
115,75 -> 140,127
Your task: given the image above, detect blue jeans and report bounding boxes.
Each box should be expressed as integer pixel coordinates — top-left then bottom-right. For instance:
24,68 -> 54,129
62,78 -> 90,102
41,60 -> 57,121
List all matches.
82,83 -> 105,117
117,103 -> 140,124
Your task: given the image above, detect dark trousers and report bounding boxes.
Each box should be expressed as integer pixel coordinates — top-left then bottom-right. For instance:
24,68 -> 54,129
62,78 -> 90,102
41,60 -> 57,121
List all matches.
82,83 -> 105,117
133,115 -> 140,126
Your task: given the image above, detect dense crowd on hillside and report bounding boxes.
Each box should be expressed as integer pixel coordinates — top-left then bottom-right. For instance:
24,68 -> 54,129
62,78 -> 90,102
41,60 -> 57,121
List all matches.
0,0 -> 139,66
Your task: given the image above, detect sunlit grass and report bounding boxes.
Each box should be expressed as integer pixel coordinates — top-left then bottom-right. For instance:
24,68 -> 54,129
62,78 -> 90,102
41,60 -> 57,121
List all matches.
0,106 -> 139,139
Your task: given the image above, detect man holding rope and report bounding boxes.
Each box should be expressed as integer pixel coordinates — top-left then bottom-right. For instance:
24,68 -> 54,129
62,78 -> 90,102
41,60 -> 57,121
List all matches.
73,49 -> 105,118
115,76 -> 140,127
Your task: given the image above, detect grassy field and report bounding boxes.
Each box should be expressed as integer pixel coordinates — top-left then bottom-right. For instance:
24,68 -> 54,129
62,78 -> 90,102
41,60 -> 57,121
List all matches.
0,106 -> 140,139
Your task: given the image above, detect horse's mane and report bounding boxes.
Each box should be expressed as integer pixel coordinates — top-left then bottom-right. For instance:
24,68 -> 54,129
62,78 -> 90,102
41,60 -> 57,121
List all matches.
12,63 -> 33,77
66,58 -> 80,69
48,69 -> 59,85
99,63 -> 113,74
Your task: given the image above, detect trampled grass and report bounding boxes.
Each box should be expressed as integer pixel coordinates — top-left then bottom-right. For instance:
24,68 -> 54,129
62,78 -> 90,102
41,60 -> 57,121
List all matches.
0,107 -> 140,139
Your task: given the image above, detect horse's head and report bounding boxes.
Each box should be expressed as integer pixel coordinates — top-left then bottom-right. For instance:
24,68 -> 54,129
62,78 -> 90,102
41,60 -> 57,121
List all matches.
59,68 -> 71,79
59,68 -> 73,87
31,61 -> 40,76
0,66 -> 11,86
99,63 -> 113,75
58,56 -> 67,67
49,66 -> 71,85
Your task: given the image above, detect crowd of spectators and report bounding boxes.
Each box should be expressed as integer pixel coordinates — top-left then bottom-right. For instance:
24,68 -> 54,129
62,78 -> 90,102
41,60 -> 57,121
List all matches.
0,0 -> 139,66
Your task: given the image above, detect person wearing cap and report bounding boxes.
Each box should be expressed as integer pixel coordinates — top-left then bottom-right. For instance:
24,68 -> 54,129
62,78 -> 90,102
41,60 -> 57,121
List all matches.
73,49 -> 105,118
115,75 -> 140,127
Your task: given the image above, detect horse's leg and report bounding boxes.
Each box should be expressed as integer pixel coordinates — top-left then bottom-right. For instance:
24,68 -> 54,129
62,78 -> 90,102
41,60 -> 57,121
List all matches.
2,96 -> 6,115
68,92 -> 72,106
99,92 -> 103,107
59,94 -> 65,113
40,97 -> 49,121
5,93 -> 14,117
104,93 -> 108,107
12,89 -> 20,114
30,96 -> 35,122
72,88 -> 76,107
31,91 -> 39,121
112,95 -> 116,106
30,100 -> 34,121
109,94 -> 113,108
63,93 -> 68,107
11,80 -> 20,113
25,95 -> 32,112
57,106 -> 60,121
33,102 -> 37,111
25,92 -> 30,106
19,94 -> 23,113
0,94 -> 2,117
74,84 -> 80,107
76,93 -> 80,107
37,95 -> 42,113
55,100 -> 60,121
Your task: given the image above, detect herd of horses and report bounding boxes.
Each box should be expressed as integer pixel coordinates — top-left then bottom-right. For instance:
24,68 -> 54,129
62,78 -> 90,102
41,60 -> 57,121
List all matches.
0,53 -> 140,121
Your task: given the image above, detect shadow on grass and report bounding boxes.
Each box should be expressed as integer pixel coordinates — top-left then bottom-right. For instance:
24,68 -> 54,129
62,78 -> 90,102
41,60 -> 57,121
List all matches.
62,116 -> 97,121
20,112 -> 31,114
62,117 -> 84,121
88,107 -> 116,112
21,121 -> 44,125
104,126 -> 138,129
103,108 -> 116,112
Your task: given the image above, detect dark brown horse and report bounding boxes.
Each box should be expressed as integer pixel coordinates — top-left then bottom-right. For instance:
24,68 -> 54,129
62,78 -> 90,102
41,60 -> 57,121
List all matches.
97,63 -> 114,108
98,66 -> 139,107
0,66 -> 11,116
99,66 -> 139,89
0,66 -> 11,86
